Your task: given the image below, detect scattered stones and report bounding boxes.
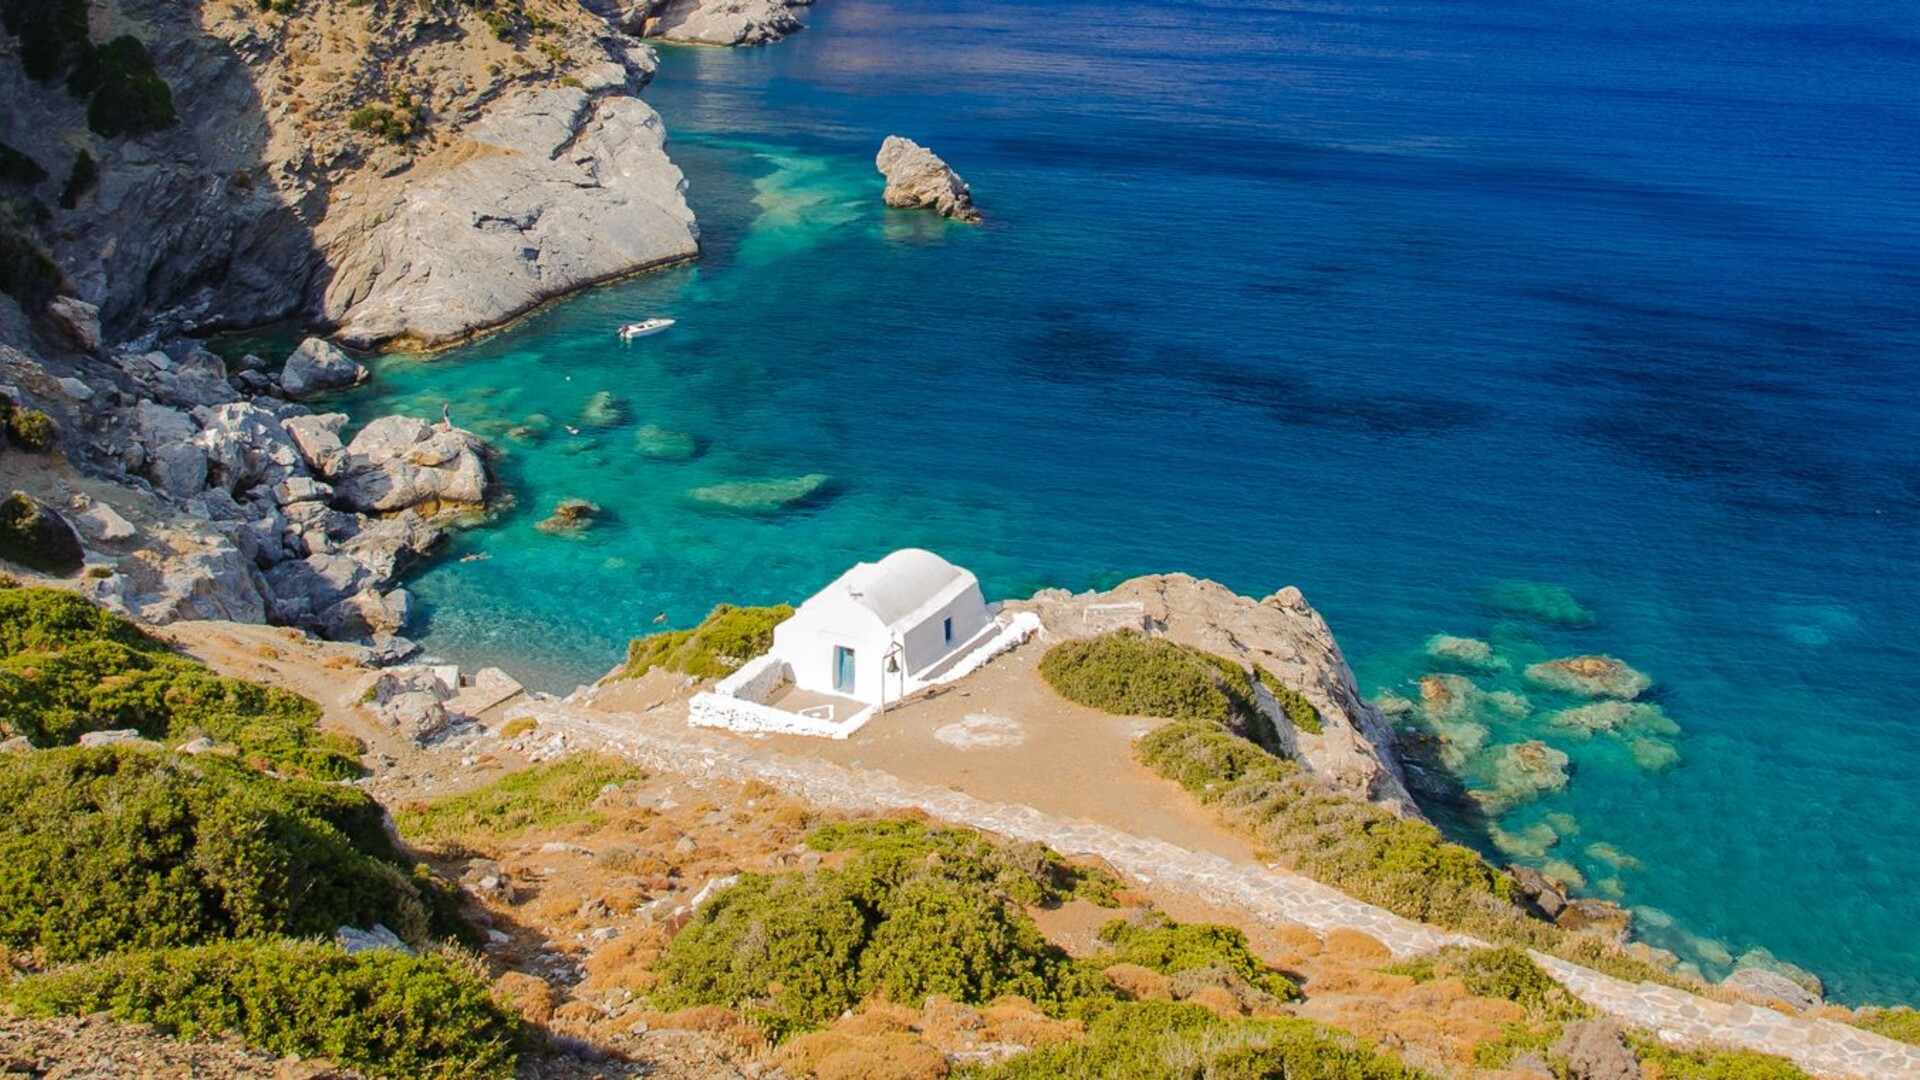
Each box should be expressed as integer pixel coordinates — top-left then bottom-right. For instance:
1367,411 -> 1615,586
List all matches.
876,136 -> 982,223
1525,655 -> 1652,699
175,736 -> 218,755
279,338 -> 368,399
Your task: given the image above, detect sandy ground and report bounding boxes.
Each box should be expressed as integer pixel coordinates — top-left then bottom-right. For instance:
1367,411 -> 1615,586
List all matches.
745,645 -> 1257,863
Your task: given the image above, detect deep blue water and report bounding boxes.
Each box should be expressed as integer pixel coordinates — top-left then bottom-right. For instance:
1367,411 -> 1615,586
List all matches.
343,0 -> 1920,1004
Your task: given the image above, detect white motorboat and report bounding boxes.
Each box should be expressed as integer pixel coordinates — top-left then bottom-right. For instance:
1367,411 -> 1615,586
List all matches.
618,318 -> 675,340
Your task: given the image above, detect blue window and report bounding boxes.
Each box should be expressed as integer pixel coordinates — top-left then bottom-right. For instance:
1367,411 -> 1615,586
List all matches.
833,646 -> 855,693
944,617 -> 953,643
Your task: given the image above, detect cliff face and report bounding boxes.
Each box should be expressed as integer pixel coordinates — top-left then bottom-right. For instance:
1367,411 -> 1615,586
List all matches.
1013,574 -> 1422,817
1,0 -> 696,346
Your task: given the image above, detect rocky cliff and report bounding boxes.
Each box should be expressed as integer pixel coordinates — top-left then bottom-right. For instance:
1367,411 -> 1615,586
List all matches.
1012,574 -> 1421,816
1,0 -> 699,346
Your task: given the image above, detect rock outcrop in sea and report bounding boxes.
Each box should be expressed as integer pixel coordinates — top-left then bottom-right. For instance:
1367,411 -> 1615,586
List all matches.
644,0 -> 807,45
1011,574 -> 1421,816
876,136 -> 983,224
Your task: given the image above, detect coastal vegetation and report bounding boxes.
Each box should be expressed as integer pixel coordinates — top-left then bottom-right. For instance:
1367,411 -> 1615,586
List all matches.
0,746 -> 465,962
619,601 -> 793,681
0,585 -> 361,777
653,819 -> 1117,1037
1135,716 -> 1692,990
0,939 -> 522,1079
4,399 -> 55,450
0,587 -> 516,1078
395,754 -> 641,841
349,88 -> 427,146
1038,630 -> 1324,741
1852,1006 -> 1920,1045
974,1000 -> 1429,1079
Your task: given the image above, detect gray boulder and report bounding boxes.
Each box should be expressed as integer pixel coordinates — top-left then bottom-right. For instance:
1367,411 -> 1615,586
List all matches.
78,729 -> 160,749
370,665 -> 454,744
45,296 -> 102,353
282,412 -> 350,477
0,491 -> 86,575
321,88 -> 698,349
646,0 -> 803,45
194,402 -> 306,495
333,416 -> 489,514
876,136 -> 982,223
280,338 -> 367,399
1723,966 -> 1822,1012
155,349 -> 239,408
133,401 -> 210,499
335,923 -> 413,956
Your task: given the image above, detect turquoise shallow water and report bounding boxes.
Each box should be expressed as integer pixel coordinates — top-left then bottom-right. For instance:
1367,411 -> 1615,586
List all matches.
341,0 -> 1920,1004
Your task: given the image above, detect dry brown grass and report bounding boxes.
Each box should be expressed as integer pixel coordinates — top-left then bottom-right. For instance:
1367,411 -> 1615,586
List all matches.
1322,928 -> 1392,965
778,1031 -> 949,1080
1102,963 -> 1175,1000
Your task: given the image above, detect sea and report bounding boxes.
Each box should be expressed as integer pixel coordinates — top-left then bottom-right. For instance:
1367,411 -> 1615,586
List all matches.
333,0 -> 1920,1006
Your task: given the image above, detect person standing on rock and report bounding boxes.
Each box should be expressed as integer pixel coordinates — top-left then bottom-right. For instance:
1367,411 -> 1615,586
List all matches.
439,403 -> 452,432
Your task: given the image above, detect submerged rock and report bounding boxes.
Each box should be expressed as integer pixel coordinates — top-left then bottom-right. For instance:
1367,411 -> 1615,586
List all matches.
686,472 -> 831,513
1486,579 -> 1597,627
1525,655 -> 1652,699
535,498 -> 602,535
1472,740 -> 1571,814
876,136 -> 982,223
635,424 -> 700,461
577,391 -> 630,430
0,491 -> 85,575
1626,737 -> 1681,772
1425,633 -> 1507,671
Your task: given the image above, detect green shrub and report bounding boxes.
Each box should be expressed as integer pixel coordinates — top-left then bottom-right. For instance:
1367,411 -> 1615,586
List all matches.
0,0 -> 90,81
0,588 -> 359,776
0,204 -> 64,309
1138,718 -> 1702,991
7,405 -> 55,449
395,755 -> 639,841
1256,666 -> 1324,733
1853,1006 -> 1920,1045
1039,630 -> 1258,725
0,492 -> 82,574
1401,946 -> 1589,1021
0,747 -> 466,962
1627,1034 -> 1814,1079
57,149 -> 95,209
976,1000 -> 1430,1080
655,820 -> 1115,1038
70,36 -> 177,138
1096,913 -> 1299,1000
0,938 -> 521,1079
620,602 -> 793,681
806,818 -> 1119,908
347,88 -> 425,145
0,140 -> 48,186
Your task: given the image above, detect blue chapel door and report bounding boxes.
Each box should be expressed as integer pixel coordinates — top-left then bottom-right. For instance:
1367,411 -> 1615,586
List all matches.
833,646 -> 855,694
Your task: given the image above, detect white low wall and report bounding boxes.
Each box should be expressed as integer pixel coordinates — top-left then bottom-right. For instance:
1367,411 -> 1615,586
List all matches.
716,654 -> 790,703
688,691 -> 876,740
908,611 -> 1041,693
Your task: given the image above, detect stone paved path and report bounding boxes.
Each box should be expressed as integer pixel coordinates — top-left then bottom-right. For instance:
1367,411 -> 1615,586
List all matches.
510,700 -> 1920,1080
